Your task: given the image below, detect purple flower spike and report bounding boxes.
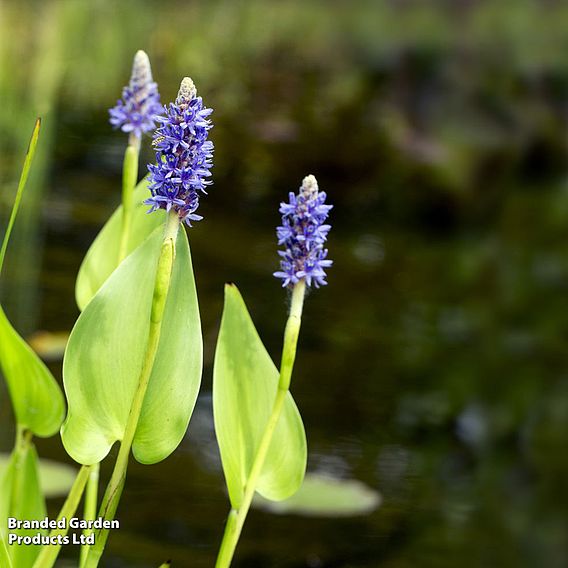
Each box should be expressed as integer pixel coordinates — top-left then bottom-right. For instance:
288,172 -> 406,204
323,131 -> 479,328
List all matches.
145,77 -> 214,226
109,50 -> 162,138
274,175 -> 333,288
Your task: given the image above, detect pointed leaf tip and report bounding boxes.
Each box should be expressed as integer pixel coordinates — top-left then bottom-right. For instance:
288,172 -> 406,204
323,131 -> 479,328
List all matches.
213,284 -> 307,508
75,179 -> 164,310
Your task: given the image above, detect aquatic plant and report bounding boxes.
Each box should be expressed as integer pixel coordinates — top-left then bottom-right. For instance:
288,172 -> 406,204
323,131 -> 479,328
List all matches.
213,174 -> 332,567
275,174 -> 333,288
111,50 -> 162,265
62,77 -> 207,568
0,51 -> 345,568
0,120 -> 67,568
109,50 -> 161,140
146,77 -> 214,225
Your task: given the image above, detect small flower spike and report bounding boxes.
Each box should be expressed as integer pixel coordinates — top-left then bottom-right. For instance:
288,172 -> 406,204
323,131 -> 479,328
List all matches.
145,77 -> 214,225
109,50 -> 162,138
274,175 -> 333,288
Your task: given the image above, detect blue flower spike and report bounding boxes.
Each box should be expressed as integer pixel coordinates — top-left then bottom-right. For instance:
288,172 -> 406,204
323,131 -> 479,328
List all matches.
109,50 -> 162,142
274,174 -> 333,288
146,77 -> 214,226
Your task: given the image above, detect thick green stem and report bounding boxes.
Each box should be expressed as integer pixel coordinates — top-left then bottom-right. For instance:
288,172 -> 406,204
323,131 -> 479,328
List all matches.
215,280 -> 306,568
79,462 -> 99,568
32,465 -> 92,568
84,211 -> 180,568
117,134 -> 140,263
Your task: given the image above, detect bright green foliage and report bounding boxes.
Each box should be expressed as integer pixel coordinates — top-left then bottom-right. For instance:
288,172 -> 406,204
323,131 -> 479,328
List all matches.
0,118 -> 65,437
0,444 -> 46,567
0,307 -> 65,437
0,530 -> 12,568
0,454 -> 76,499
62,227 -> 202,465
253,473 -> 382,517
213,284 -> 307,508
75,179 -> 164,311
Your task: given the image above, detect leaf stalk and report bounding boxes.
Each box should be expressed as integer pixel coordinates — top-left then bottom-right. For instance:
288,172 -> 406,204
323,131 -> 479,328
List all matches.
83,210 -> 180,568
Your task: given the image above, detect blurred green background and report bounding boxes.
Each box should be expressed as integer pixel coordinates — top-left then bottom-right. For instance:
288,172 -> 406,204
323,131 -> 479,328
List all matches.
1,0 -> 568,566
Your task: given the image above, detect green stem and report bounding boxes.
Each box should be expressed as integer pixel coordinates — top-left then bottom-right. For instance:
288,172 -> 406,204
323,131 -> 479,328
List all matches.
84,211 -> 180,568
117,134 -> 140,263
9,426 -> 33,517
215,280 -> 306,568
32,465 -> 92,568
79,463 -> 99,568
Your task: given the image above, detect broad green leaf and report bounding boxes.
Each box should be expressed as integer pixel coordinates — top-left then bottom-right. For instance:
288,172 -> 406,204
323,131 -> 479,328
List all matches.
62,226 -> 202,465
0,444 -> 46,567
213,284 -> 307,508
253,473 -> 382,517
0,454 -> 76,498
75,178 -> 165,311
0,307 -> 65,437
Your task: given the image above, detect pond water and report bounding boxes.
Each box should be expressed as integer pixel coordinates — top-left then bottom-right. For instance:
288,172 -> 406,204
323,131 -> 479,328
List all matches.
2,117 -> 566,567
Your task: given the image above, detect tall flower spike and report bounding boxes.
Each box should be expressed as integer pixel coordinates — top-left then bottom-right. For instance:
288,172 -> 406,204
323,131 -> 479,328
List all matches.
109,50 -> 162,138
274,175 -> 333,288
146,77 -> 214,225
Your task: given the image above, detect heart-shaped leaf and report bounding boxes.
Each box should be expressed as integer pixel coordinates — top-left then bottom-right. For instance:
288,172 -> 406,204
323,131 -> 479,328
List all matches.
0,308 -> 65,437
0,443 -> 46,567
62,226 -> 202,465
213,284 -> 307,508
75,179 -> 165,311
0,454 -> 76,498
253,473 -> 382,517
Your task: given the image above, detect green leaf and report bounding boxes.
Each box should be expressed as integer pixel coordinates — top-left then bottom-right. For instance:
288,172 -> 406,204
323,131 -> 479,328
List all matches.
0,307 -> 65,437
0,454 -> 76,498
0,530 -> 12,568
75,178 -> 165,311
0,118 -> 64,437
0,443 -> 47,567
62,226 -> 202,465
213,284 -> 307,508
253,473 -> 382,517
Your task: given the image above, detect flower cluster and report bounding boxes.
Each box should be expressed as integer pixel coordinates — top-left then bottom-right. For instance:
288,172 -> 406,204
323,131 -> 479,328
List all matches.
109,50 -> 162,138
145,77 -> 214,225
274,175 -> 333,288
